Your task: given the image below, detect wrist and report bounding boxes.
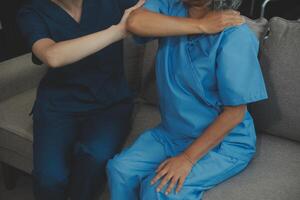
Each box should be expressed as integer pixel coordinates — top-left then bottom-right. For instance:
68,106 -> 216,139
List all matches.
194,19 -> 205,34
182,152 -> 196,166
110,24 -> 127,39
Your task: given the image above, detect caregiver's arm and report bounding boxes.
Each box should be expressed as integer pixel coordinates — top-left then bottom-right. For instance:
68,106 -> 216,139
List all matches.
152,105 -> 246,195
127,9 -> 244,36
32,26 -> 124,68
32,0 -> 144,68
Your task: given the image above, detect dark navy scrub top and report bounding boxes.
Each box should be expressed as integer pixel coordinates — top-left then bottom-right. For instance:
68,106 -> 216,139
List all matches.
18,0 -> 137,112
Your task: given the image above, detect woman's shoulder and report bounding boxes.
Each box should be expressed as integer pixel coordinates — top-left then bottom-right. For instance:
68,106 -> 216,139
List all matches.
18,2 -> 42,20
221,23 -> 259,45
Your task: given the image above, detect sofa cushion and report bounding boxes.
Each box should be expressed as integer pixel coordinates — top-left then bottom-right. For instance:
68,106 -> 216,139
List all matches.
250,17 -> 300,142
124,104 -> 161,147
139,41 -> 159,105
204,134 -> 300,200
0,89 -> 35,162
123,36 -> 145,93
140,18 -> 269,105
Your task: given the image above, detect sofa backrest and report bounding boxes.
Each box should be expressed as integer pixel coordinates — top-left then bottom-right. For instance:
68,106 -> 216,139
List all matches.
250,17 -> 300,142
0,54 -> 47,102
123,36 -> 145,94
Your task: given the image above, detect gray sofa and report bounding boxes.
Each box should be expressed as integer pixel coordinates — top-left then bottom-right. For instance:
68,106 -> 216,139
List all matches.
0,17 -> 299,200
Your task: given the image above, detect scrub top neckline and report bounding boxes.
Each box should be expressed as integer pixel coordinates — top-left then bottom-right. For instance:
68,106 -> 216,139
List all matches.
48,0 -> 88,26
182,4 -> 205,43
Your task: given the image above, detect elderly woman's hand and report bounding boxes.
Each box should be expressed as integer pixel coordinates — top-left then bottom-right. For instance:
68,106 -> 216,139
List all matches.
198,10 -> 245,34
151,153 -> 194,195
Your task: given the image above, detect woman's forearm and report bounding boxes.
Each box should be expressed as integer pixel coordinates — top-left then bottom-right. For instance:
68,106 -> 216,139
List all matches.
33,25 -> 125,68
184,105 -> 246,164
127,9 -> 203,36
127,9 -> 244,37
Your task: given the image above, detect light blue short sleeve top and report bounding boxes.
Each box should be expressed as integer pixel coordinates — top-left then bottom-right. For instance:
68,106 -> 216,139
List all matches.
135,0 -> 268,159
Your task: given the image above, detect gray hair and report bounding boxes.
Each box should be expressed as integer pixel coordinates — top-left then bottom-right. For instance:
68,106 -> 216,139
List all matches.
183,0 -> 242,10
210,0 -> 243,10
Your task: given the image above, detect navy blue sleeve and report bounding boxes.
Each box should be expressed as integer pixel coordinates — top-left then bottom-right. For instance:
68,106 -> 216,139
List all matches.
17,5 -> 51,49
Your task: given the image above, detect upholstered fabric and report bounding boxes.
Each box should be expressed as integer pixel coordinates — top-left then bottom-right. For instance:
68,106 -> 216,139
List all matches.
244,17 -> 268,41
123,104 -> 161,147
139,40 -> 159,105
139,18 -> 268,106
0,89 -> 35,173
123,36 -> 145,93
0,148 -> 33,174
0,88 -> 35,152
204,133 -> 300,200
250,17 -> 300,142
0,54 -> 46,102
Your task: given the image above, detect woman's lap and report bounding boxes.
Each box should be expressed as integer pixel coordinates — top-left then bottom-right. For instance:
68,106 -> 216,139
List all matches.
108,129 -> 250,200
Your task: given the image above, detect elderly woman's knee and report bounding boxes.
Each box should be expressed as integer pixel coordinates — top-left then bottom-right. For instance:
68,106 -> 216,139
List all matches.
106,155 -> 133,182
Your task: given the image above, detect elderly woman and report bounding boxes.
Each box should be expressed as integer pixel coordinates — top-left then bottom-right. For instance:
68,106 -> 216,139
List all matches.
106,0 -> 268,199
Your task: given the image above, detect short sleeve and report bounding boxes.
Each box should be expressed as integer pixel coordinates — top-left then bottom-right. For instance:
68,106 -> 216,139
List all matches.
17,6 -> 51,49
216,25 -> 268,106
117,0 -> 138,12
133,0 -> 171,44
142,0 -> 170,14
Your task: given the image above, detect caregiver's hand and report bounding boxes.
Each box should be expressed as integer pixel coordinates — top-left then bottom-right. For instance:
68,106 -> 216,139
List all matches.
117,0 -> 145,38
198,10 -> 245,34
151,153 -> 194,195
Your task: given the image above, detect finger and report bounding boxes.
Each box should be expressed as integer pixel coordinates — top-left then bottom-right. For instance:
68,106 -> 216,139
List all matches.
176,176 -> 186,194
156,160 -> 169,173
165,176 -> 179,195
151,169 -> 168,185
132,0 -> 145,9
221,16 -> 244,26
224,15 -> 245,22
222,9 -> 240,16
156,174 -> 173,192
125,0 -> 145,14
223,19 -> 244,28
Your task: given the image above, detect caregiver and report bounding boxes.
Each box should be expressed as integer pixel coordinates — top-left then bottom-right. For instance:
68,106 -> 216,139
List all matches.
17,0 -> 244,199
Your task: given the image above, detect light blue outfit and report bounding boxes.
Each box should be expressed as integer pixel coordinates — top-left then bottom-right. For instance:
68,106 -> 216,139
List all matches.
107,0 -> 268,199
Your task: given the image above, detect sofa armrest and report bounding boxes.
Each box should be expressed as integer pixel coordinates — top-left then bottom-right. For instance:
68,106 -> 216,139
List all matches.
0,53 -> 47,101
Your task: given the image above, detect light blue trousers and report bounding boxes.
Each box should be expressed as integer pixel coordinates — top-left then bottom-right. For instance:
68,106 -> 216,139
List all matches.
107,130 -> 250,200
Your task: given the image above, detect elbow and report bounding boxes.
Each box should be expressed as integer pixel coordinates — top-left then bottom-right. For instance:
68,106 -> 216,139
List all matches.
126,9 -> 144,35
43,49 -> 62,68
224,105 -> 247,124
234,106 -> 247,124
